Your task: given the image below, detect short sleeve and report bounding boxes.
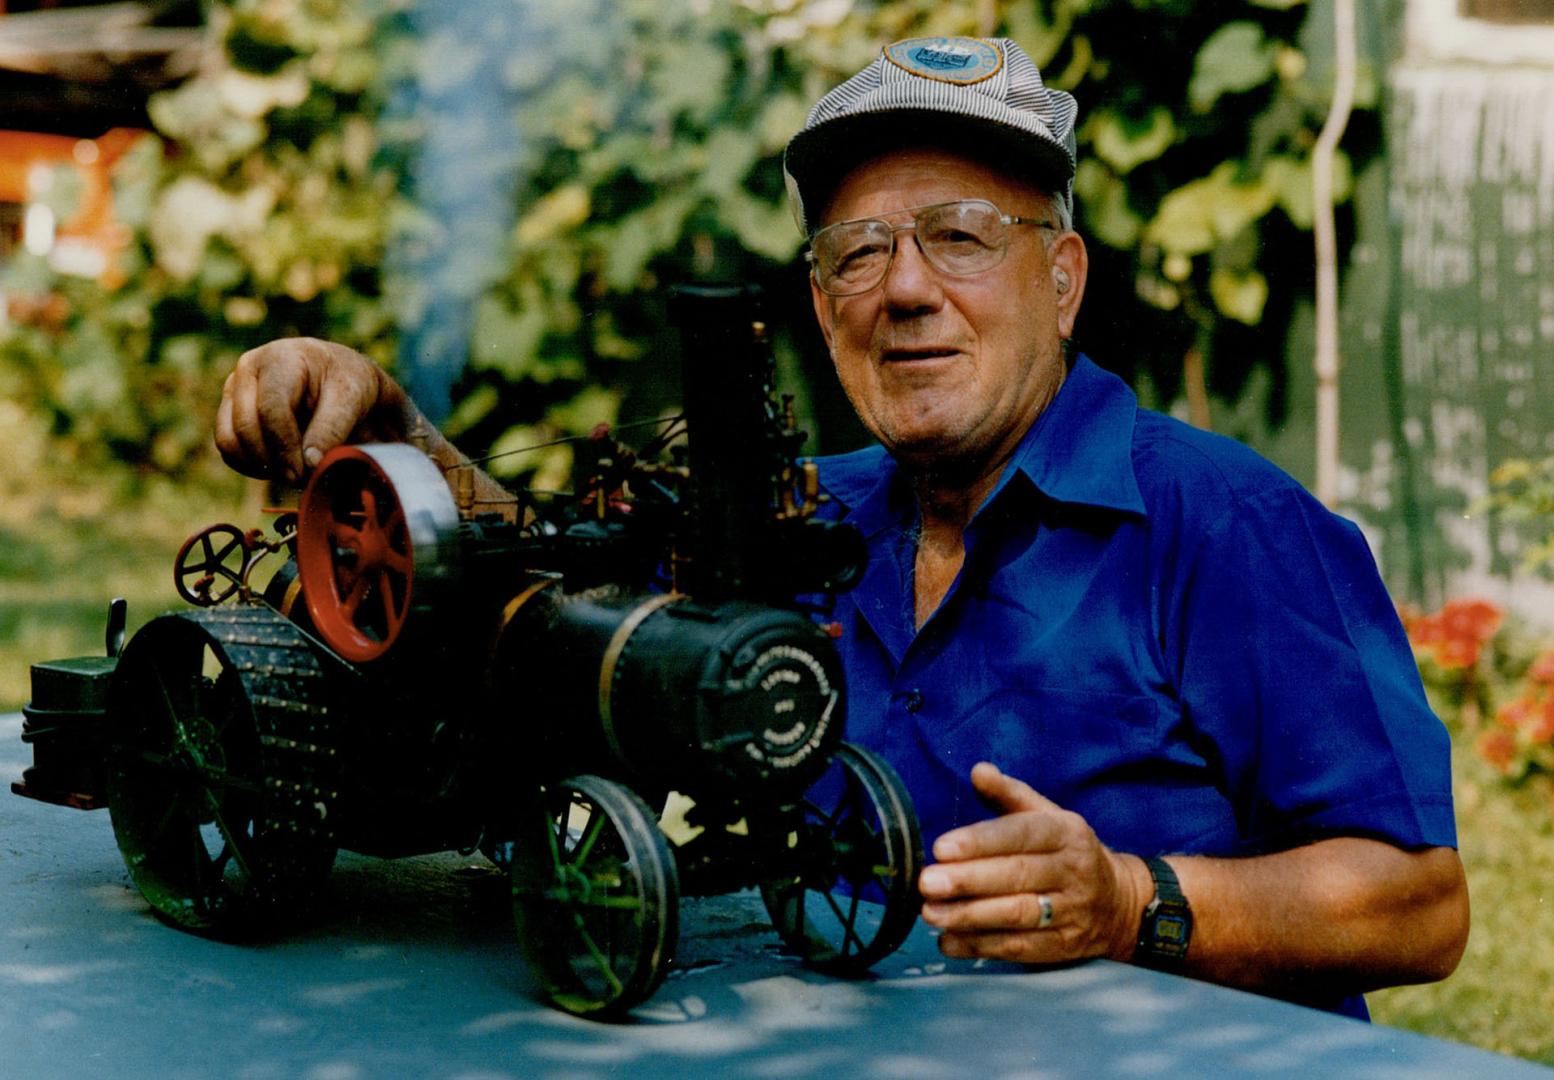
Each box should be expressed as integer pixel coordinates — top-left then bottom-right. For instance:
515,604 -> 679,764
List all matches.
1170,485 -> 1456,854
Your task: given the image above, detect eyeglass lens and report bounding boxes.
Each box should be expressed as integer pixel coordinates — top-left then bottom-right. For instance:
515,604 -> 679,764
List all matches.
814,200 -> 1012,295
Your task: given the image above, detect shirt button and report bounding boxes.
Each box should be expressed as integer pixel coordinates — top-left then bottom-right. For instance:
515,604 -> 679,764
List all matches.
904,689 -> 924,713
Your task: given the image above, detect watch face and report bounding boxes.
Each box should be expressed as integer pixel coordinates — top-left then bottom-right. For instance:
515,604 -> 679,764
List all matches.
1142,897 -> 1192,963
1153,909 -> 1190,951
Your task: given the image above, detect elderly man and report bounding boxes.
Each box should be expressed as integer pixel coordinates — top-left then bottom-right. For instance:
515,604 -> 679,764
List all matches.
216,37 -> 1467,1018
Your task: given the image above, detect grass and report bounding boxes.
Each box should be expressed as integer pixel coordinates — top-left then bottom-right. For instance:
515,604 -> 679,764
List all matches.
2,449 -> 1551,1064
1368,732 -> 1554,1063
0,450 -> 259,710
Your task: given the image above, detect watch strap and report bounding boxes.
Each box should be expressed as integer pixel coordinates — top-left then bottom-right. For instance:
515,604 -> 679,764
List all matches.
1145,855 -> 1185,904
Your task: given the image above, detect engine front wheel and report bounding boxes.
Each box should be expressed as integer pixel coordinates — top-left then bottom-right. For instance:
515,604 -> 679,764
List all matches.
509,774 -> 679,1017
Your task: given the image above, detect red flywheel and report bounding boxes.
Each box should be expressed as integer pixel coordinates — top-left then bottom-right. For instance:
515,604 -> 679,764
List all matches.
296,444 -> 459,661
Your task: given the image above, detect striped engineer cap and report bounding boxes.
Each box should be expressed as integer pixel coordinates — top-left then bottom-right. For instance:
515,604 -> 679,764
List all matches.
783,36 -> 1079,236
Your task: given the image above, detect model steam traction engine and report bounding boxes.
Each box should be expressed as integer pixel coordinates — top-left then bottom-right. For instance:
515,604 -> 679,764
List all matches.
11,286 -> 924,1017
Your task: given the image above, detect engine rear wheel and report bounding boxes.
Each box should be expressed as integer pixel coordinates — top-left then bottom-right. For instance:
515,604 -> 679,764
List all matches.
104,606 -> 339,937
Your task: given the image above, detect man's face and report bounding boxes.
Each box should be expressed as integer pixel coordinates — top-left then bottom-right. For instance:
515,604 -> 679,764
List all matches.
809,148 -> 1086,476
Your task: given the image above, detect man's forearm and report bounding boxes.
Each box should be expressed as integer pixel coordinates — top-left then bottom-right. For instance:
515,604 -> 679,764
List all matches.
1138,838 -> 1468,1000
405,416 -> 513,508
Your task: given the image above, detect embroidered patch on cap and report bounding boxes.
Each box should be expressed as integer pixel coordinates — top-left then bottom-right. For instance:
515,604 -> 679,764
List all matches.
884,36 -> 1003,86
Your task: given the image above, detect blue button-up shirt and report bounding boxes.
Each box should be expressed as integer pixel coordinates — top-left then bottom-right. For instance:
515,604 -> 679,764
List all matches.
814,356 -> 1455,1017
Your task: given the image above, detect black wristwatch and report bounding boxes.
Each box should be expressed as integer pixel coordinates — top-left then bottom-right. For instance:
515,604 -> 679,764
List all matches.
1136,856 -> 1192,970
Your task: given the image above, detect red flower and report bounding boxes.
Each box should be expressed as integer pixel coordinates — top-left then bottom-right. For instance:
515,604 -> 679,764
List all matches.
1435,637 -> 1481,670
1527,697 -> 1554,744
1441,598 -> 1504,642
1477,728 -> 1519,774
1406,611 -> 1444,647
1529,650 -> 1554,686
1406,598 -> 1503,670
1498,698 -> 1534,730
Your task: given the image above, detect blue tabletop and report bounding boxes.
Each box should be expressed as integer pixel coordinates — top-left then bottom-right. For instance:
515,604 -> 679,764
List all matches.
0,713 -> 1542,1079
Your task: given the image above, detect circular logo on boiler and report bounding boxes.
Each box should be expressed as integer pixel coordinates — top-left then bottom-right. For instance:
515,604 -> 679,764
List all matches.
884,37 -> 1003,87
730,643 -> 837,772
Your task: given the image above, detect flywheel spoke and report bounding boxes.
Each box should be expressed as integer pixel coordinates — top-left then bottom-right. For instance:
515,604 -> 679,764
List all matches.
339,575 -> 370,620
207,532 -> 242,568
382,504 -> 405,537
327,520 -> 362,549
360,489 -> 380,530
378,576 -> 400,632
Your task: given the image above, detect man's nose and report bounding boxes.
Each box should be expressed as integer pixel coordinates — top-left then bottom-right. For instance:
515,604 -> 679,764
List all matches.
880,231 -> 944,312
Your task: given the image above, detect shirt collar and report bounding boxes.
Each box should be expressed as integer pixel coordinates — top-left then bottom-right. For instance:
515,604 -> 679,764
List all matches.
816,353 -> 1147,532
1006,353 -> 1147,516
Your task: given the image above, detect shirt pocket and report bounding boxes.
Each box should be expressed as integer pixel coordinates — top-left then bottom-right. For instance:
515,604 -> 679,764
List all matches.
935,686 -> 1161,806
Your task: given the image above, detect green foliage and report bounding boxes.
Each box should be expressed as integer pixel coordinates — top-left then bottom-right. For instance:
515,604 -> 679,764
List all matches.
413,0 -> 999,476
0,0 -> 1378,484
1189,21 -> 1281,114
1484,456 -> 1554,577
0,0 -> 403,478
1038,0 -> 1378,415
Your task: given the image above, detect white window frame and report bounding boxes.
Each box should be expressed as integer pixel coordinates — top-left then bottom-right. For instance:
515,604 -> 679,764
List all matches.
1405,0 -> 1554,63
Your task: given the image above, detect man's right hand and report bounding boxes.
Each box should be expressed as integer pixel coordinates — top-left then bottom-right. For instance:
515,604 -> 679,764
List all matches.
215,337 -> 423,483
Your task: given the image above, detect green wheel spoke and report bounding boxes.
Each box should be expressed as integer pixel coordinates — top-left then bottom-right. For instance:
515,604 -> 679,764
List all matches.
202,791 -> 255,882
150,660 -> 210,770
211,841 -> 234,877
800,795 -> 841,831
845,890 -> 862,952
148,660 -> 188,745
570,913 -> 625,996
130,747 -> 263,797
150,795 -> 187,846
195,764 -> 263,796
821,888 -> 867,956
569,891 -> 643,912
544,808 -> 564,870
570,813 -> 608,868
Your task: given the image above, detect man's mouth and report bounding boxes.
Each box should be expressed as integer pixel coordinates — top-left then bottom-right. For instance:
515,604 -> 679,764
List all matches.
882,346 -> 960,362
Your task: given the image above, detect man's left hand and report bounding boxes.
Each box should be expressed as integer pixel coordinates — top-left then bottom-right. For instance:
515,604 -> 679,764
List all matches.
918,761 -> 1150,964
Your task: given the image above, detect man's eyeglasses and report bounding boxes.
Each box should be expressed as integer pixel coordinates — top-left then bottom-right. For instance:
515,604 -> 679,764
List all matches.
806,199 -> 1057,297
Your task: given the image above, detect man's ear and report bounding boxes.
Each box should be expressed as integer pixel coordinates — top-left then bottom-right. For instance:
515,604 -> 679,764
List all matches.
809,273 -> 837,358
1050,230 -> 1088,341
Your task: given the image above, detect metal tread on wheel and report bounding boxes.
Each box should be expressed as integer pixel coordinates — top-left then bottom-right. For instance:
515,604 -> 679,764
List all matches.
106,603 -> 342,938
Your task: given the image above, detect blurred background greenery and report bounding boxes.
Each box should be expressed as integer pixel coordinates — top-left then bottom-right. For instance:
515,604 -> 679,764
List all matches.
2,0 -> 1553,1062
2,0 -> 1369,485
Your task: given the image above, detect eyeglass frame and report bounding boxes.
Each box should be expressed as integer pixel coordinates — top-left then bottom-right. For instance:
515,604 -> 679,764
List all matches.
804,198 -> 1060,297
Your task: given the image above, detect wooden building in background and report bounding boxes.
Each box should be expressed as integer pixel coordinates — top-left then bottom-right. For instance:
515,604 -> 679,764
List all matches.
0,1 -> 200,277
